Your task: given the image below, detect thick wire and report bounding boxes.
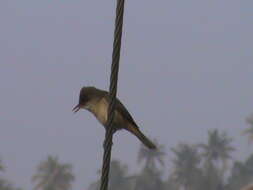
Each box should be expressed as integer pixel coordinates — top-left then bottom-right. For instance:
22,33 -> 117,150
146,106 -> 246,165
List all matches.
99,0 -> 125,190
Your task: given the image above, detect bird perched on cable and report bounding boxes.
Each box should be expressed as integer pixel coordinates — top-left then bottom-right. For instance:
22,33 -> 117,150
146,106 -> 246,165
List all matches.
73,86 -> 156,149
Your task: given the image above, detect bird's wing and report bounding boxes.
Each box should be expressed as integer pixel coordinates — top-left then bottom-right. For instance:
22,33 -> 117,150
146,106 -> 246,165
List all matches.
104,94 -> 139,128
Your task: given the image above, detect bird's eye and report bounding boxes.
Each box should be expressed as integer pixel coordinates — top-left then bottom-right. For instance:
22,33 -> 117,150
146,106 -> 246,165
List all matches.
80,95 -> 88,104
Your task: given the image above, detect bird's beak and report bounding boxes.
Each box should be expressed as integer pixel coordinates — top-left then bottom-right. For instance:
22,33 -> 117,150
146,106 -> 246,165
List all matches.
72,104 -> 81,113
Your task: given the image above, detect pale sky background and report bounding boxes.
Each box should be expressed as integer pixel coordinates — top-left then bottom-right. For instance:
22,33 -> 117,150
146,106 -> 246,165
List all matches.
0,0 -> 251,189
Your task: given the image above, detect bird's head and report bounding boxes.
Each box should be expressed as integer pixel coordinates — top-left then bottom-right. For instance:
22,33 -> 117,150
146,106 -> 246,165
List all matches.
72,86 -> 97,113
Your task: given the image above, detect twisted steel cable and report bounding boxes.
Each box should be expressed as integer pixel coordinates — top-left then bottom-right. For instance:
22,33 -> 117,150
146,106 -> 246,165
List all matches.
99,0 -> 125,190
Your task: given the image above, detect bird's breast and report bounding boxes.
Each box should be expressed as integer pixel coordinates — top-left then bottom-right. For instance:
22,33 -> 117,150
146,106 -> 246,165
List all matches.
91,98 -> 125,129
93,98 -> 109,125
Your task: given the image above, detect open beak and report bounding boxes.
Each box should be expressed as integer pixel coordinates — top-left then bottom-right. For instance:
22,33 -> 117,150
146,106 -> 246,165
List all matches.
72,104 -> 81,113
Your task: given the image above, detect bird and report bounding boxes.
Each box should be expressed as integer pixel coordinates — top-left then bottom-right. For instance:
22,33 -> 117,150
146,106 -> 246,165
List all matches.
73,86 -> 156,149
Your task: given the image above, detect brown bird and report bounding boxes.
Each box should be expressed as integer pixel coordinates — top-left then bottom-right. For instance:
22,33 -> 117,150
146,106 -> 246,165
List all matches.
73,86 -> 156,149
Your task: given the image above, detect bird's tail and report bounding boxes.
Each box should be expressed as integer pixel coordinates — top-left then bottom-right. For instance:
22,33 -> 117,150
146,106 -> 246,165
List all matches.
127,126 -> 156,149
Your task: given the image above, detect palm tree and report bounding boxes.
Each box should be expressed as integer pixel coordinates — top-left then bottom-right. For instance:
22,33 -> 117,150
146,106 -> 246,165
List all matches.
137,139 -> 166,170
0,158 -> 4,171
170,143 -> 202,190
108,160 -> 132,190
135,140 -> 167,190
0,159 -> 21,190
0,159 -> 9,190
199,129 -> 235,173
32,156 -> 74,190
134,167 -> 166,190
0,180 -> 14,190
198,129 -> 235,190
242,114 -> 253,143
227,154 -> 253,190
88,160 -> 133,190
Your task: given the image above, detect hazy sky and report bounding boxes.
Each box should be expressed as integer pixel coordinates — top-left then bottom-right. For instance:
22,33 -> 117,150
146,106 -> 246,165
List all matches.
0,0 -> 251,189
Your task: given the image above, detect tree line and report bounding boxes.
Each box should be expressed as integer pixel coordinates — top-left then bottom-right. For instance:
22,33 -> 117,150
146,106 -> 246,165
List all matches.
1,115 -> 253,190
